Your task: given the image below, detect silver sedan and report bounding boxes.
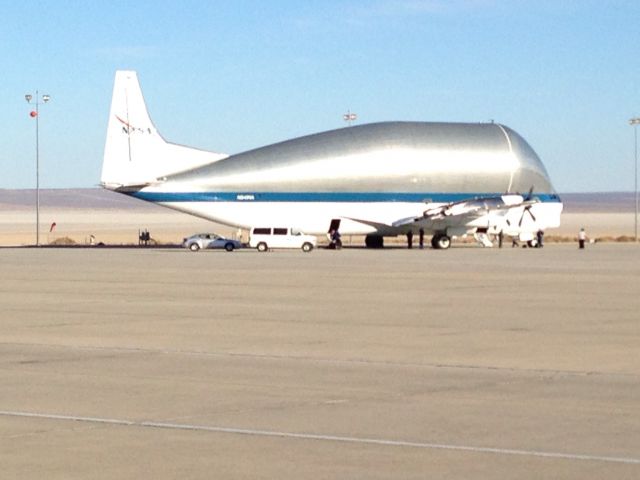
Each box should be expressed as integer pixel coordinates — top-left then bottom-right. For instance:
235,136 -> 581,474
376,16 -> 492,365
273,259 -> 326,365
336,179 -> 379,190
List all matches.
182,233 -> 242,252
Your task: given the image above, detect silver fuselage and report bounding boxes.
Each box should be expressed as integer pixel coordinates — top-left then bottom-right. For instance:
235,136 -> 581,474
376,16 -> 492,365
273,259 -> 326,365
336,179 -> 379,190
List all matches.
128,122 -> 561,235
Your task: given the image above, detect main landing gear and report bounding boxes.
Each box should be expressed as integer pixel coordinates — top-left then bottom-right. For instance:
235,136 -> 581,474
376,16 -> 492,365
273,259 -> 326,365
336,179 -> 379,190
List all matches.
364,233 -> 452,249
365,235 -> 384,248
431,234 -> 451,250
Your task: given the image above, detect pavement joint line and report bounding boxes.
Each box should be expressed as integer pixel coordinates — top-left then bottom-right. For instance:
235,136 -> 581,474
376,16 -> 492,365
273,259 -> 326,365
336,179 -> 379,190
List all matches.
2,341 -> 634,378
1,410 -> 639,465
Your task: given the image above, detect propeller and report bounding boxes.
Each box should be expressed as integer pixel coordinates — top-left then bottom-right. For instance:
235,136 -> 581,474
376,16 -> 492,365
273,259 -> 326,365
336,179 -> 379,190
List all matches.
518,204 -> 537,226
518,186 -> 537,226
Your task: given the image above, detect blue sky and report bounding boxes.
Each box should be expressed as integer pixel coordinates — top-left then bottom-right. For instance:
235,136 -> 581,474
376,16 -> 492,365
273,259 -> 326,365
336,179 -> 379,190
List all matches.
1,0 -> 638,192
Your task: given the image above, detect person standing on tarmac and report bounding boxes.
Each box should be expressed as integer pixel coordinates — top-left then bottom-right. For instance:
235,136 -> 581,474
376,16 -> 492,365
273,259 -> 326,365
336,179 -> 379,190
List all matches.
406,230 -> 413,249
578,227 -> 587,249
328,229 -> 342,249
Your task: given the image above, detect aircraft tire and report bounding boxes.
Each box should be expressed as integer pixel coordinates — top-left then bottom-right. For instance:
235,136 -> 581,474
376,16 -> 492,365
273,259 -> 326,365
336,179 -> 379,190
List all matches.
189,243 -> 200,251
224,243 -> 235,252
257,242 -> 268,252
365,235 -> 384,248
301,242 -> 314,252
432,234 -> 451,250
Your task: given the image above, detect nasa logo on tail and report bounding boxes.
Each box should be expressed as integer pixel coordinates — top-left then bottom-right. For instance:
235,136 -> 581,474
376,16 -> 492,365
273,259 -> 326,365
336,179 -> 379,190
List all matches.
115,115 -> 153,135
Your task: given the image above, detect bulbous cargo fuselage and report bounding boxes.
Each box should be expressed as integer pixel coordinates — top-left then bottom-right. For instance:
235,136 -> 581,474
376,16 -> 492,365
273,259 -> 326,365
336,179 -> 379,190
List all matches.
131,121 -> 561,236
163,121 -> 554,196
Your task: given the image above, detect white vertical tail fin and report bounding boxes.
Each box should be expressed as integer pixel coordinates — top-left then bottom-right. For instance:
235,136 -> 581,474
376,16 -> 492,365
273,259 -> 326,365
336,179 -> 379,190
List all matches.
101,71 -> 227,189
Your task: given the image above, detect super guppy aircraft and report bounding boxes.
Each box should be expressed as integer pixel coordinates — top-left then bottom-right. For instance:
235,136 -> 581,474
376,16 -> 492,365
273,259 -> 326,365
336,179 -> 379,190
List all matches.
101,71 -> 562,248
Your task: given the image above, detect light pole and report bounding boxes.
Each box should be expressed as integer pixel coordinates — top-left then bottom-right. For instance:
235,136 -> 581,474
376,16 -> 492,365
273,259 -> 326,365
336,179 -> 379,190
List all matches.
25,91 -> 50,246
630,117 -> 640,242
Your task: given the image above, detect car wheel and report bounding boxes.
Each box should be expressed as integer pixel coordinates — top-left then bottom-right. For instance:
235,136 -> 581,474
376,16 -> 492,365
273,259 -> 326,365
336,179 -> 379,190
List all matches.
224,242 -> 235,252
189,243 -> 200,251
301,242 -> 313,252
257,242 -> 268,252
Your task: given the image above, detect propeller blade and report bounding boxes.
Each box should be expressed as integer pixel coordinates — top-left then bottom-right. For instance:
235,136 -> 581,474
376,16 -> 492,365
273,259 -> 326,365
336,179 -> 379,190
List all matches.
518,205 -> 537,226
525,186 -> 534,201
527,207 -> 537,222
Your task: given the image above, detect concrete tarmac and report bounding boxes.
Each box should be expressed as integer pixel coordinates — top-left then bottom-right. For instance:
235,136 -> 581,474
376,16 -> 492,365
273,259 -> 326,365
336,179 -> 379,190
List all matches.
1,245 -> 639,479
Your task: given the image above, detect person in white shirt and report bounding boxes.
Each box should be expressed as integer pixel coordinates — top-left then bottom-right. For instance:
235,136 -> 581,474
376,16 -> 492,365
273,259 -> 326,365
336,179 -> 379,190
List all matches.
578,228 -> 587,249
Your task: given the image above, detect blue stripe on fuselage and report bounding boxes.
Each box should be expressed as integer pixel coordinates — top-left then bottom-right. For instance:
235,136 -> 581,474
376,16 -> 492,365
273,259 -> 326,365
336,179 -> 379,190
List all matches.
129,191 -> 562,203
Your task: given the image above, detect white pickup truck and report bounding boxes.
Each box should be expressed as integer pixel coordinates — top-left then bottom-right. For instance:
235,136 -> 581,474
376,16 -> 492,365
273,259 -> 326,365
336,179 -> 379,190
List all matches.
249,227 -> 317,252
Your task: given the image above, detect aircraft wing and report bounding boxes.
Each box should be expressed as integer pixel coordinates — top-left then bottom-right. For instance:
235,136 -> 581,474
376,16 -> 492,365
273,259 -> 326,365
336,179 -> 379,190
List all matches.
343,217 -> 398,231
393,193 -> 540,228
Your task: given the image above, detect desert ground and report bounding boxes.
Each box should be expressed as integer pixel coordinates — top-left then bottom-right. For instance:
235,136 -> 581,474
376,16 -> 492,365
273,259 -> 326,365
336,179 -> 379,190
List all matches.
0,189 -> 637,246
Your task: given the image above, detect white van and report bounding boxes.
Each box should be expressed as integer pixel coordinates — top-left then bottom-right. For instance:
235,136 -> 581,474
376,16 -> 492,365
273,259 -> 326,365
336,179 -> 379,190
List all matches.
249,227 -> 317,252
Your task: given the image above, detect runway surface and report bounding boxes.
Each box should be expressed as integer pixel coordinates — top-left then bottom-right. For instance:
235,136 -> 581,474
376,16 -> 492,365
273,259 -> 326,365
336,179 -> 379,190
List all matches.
1,245 -> 639,479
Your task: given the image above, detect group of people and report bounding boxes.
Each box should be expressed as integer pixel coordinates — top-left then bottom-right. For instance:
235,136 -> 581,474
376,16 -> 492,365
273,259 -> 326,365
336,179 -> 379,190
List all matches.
507,228 -> 589,249
325,227 -> 590,249
404,228 -> 426,249
504,229 -> 545,248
